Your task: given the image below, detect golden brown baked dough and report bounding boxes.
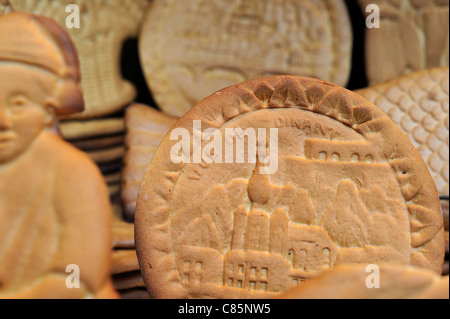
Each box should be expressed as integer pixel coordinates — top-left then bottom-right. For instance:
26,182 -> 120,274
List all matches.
135,75 -> 444,299
60,118 -> 125,141
359,0 -> 449,85
122,104 -> 177,219
278,264 -> 449,299
0,12 -> 117,298
140,0 -> 353,117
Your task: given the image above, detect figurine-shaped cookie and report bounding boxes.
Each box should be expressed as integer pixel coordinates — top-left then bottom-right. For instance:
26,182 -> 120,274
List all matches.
10,0 -> 149,119
122,104 -> 177,220
0,12 -> 117,299
140,0 -> 352,117
135,75 -> 444,299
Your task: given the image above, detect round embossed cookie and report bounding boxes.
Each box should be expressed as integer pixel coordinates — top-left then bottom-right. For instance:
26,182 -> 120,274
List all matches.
278,264 -> 449,299
59,118 -> 125,141
135,76 -> 445,299
140,0 -> 352,117
356,67 -> 449,196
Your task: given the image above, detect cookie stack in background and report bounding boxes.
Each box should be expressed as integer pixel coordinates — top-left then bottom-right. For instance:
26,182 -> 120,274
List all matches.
443,199 -> 449,276
111,205 -> 150,299
122,104 -> 177,221
9,0 -> 150,202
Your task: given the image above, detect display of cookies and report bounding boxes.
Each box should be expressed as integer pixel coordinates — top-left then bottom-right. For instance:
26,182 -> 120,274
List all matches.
110,205 -> 150,299
356,67 -> 449,196
134,75 -> 445,298
140,0 -> 353,117
1,0 -> 448,302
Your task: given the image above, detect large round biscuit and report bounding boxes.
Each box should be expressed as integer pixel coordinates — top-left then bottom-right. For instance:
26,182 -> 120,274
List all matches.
135,75 -> 444,299
140,0 -> 352,117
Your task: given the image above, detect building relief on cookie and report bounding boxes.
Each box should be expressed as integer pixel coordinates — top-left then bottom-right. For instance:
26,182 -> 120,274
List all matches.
122,104 -> 177,220
140,0 -> 352,117
135,76 -> 444,299
10,0 -> 149,119
360,0 -> 449,85
356,67 -> 449,196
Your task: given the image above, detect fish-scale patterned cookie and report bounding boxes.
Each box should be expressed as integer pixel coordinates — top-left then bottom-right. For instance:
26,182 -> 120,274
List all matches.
356,67 -> 449,196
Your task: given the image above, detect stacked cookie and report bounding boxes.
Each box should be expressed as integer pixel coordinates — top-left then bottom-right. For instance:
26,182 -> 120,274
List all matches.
60,117 -> 126,199
443,200 -> 449,276
122,104 -> 177,220
111,205 -> 150,299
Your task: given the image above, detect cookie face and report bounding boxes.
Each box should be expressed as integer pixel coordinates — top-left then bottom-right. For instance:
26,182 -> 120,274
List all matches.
10,0 -> 149,119
278,264 -> 450,299
122,104 -> 177,219
135,76 -> 444,299
356,67 -> 449,196
140,0 -> 352,117
359,0 -> 449,85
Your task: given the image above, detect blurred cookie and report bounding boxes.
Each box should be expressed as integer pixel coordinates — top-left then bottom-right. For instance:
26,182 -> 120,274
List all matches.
356,67 -> 449,196
442,199 -> 449,231
120,288 -> 151,299
278,264 -> 449,299
60,118 -> 125,141
86,145 -> 125,164
112,210 -> 135,249
135,75 -> 444,299
113,271 -> 145,291
122,104 -> 176,220
10,0 -> 149,119
359,0 -> 449,85
0,0 -> 12,14
140,0 -> 352,117
112,250 -> 140,275
72,134 -> 125,152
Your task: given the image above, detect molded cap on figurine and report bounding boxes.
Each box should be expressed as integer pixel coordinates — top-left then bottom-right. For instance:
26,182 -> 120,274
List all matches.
0,11 -> 84,115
